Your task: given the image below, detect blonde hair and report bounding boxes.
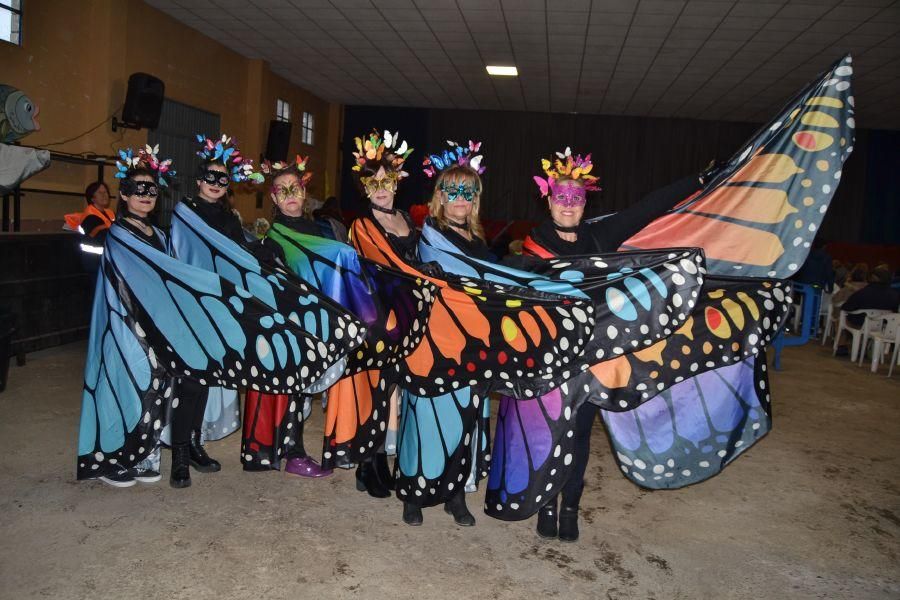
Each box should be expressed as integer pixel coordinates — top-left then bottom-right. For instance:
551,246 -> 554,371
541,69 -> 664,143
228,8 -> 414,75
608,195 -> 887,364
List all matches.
428,165 -> 485,240
271,171 -> 313,219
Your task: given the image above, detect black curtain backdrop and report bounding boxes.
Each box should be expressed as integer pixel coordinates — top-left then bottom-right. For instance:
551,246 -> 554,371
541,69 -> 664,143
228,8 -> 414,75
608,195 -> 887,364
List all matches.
343,105 -> 892,243
861,129 -> 900,244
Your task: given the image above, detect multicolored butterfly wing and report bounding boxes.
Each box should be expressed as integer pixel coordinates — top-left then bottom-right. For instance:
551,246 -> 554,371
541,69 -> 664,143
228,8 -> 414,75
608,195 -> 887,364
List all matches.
353,217 -> 600,399
484,388 -> 579,520
78,223 -> 352,478
240,391 -> 305,469
622,55 -> 855,278
169,203 -> 367,394
396,387 -> 491,506
602,355 -> 771,489
563,278 -> 791,412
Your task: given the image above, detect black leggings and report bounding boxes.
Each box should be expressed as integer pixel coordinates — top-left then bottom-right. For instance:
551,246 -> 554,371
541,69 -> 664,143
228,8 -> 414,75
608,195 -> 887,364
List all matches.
286,401 -> 307,459
172,378 -> 209,445
560,401 -> 601,500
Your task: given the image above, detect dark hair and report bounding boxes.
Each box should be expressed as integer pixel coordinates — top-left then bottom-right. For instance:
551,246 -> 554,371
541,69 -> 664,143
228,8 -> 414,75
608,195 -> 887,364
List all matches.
849,263 -> 869,283
84,181 -> 111,205
871,264 -> 891,285
198,159 -> 228,176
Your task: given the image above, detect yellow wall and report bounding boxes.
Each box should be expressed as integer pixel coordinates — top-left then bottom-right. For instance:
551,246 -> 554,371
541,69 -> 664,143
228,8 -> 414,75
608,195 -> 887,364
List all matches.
0,0 -> 341,231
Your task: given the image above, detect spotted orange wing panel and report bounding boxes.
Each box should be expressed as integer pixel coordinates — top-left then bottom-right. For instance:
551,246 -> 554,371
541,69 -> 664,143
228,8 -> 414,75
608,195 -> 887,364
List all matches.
622,55 -> 855,279
351,217 -> 599,399
561,278 -> 792,412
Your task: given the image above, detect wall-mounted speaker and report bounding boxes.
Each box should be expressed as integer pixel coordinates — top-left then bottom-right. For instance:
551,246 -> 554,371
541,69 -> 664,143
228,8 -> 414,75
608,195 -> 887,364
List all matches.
120,73 -> 165,130
265,120 -> 292,162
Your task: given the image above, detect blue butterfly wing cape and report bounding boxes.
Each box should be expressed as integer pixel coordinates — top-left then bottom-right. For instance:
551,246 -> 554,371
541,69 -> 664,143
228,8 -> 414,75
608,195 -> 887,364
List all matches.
169,202 -> 367,393
77,221 -> 362,480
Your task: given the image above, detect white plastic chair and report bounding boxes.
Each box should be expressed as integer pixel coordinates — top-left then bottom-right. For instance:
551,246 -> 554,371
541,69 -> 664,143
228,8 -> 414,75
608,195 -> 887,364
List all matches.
859,313 -> 900,374
821,288 -> 841,345
833,309 -> 891,362
817,290 -> 833,338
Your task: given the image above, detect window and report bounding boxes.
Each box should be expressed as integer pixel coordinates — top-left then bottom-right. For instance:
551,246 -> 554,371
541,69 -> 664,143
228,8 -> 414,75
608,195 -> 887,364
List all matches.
276,98 -> 290,122
301,111 -> 314,146
1,1 -> 22,45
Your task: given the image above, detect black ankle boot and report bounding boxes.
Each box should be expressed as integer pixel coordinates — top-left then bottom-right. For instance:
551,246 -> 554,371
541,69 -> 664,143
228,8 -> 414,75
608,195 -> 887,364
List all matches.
444,490 -> 476,526
558,484 -> 584,542
170,443 -> 191,489
403,502 -> 423,526
536,496 -> 558,539
374,451 -> 395,488
189,430 -> 221,473
355,457 -> 390,498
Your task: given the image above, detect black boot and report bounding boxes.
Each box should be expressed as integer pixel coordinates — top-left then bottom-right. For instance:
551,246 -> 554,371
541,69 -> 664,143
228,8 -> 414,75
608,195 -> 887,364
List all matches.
402,502 -> 423,526
536,495 -> 558,539
189,430 -> 221,473
444,490 -> 476,526
170,443 -> 191,489
558,484 -> 584,543
374,451 -> 395,489
355,457 -> 390,498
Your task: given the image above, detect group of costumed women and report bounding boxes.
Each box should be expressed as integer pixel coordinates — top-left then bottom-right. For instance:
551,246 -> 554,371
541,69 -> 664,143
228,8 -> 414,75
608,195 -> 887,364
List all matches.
76,55 -> 855,543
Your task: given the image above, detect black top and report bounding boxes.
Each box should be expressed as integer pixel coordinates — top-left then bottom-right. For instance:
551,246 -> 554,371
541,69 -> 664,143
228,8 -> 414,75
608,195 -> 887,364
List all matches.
183,196 -> 247,246
118,218 -> 166,253
263,212 -> 321,265
793,248 -> 835,292
365,205 -> 419,263
426,216 -> 494,262
842,283 -> 900,327
529,174 -> 701,256
182,196 -> 278,265
80,214 -> 110,242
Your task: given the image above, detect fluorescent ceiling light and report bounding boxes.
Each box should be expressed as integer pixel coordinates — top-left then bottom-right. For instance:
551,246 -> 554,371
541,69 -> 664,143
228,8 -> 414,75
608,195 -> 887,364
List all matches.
486,65 -> 518,76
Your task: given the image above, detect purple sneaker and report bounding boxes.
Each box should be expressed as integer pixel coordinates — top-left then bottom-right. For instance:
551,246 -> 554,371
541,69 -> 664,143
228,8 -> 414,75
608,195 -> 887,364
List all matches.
285,456 -> 333,478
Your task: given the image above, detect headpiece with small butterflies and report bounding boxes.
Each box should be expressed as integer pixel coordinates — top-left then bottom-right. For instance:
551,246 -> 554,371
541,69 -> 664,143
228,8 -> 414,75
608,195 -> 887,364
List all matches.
532,146 -> 600,198
422,139 -> 485,178
195,134 -> 264,184
352,129 -> 413,195
259,155 -> 313,188
115,145 -> 175,187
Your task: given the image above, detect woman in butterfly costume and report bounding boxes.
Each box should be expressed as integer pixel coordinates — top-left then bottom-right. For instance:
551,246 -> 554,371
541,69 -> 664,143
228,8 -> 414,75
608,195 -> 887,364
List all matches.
520,149 -> 707,540
488,54 -> 854,540
237,155 -> 332,477
76,146 -> 364,489
165,135 -> 268,487
391,140 -> 492,527
324,129 -> 416,499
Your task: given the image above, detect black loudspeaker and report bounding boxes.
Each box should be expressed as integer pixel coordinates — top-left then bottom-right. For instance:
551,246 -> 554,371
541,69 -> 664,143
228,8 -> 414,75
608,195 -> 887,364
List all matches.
265,120 -> 292,162
121,73 -> 165,129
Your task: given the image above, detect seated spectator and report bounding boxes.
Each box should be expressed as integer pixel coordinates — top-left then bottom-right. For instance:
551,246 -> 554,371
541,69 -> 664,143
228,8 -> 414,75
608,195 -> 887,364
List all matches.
832,263 -> 869,307
833,260 -> 849,288
793,238 -> 834,292
835,265 -> 900,355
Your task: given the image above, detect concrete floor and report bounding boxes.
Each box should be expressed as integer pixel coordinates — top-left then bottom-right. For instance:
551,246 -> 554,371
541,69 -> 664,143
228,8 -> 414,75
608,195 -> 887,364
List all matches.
0,342 -> 898,600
